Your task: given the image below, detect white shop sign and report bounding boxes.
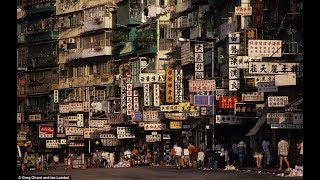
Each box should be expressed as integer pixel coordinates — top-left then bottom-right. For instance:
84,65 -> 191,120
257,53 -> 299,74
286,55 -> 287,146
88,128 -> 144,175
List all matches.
268,96 -> 289,107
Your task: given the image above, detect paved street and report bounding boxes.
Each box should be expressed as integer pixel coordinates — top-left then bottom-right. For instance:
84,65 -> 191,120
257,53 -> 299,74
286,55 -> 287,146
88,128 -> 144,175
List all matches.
22,166 -> 302,180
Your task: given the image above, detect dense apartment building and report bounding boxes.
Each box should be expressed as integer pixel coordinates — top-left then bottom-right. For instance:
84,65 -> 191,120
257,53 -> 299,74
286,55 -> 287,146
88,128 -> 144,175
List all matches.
17,0 -> 303,164
17,0 -> 59,150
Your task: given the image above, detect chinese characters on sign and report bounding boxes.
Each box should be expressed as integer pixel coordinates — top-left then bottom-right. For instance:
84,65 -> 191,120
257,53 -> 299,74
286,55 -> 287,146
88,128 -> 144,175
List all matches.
215,115 -> 242,125
133,90 -> 139,111
244,28 -> 257,55
248,40 -> 282,57
257,82 -> 278,92
267,113 -> 293,124
268,96 -> 289,107
54,90 -> 59,103
127,83 -> 133,115
219,96 -> 238,109
229,80 -> 240,91
166,69 -> 175,103
248,62 -> 299,74
175,69 -> 184,103
46,140 -> 60,148
234,103 -> 257,116
153,84 -> 160,106
139,73 -> 165,83
160,105 -> 179,112
144,123 -> 166,131
143,111 -> 159,121
194,43 -> 204,80
120,78 -> 127,114
235,6 -> 252,16
242,92 -> 264,101
189,80 -> 216,92
143,84 -> 150,106
117,127 -> 131,134
170,121 -> 182,129
146,134 -> 161,142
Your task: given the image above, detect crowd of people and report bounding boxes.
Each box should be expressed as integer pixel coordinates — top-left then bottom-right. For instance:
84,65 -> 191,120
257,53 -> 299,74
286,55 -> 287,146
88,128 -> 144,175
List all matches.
20,137 -> 303,172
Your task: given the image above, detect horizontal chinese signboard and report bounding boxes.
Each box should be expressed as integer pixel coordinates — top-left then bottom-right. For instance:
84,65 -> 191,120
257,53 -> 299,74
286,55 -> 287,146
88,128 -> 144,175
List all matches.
257,82 -> 278,92
146,134 -> 161,142
275,73 -> 296,86
234,103 -> 257,116
248,40 -> 282,57
242,92 -> 264,101
235,6 -> 252,16
139,73 -> 165,83
46,140 -> 61,149
29,114 -> 42,121
178,103 -> 200,112
144,123 -> 166,131
268,96 -> 289,107
219,96 -> 238,109
143,111 -> 159,121
170,121 -> 182,129
189,80 -> 216,92
271,124 -> 303,129
248,62 -> 300,75
100,134 -> 116,139
65,127 -> 84,136
117,127 -> 131,134
160,105 -> 179,112
117,134 -> 135,139
244,75 -> 275,86
215,115 -> 242,125
267,113 -> 293,124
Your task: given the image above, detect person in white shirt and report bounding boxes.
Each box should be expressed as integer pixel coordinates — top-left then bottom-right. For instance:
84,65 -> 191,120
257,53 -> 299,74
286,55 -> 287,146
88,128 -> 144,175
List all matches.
197,149 -> 205,169
109,152 -> 115,168
183,146 -> 190,168
124,148 -> 132,161
174,143 -> 182,169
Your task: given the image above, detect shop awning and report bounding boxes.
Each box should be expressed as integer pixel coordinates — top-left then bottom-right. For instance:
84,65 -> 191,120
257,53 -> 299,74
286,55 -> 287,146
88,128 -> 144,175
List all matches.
245,114 -> 267,136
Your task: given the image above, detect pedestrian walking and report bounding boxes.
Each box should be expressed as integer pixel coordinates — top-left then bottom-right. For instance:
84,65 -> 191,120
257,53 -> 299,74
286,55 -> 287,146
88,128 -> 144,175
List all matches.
278,137 -> 291,171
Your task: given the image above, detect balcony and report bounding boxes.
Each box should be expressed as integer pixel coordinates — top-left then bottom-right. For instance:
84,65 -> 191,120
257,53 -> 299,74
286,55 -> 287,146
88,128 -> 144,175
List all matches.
65,49 -> 83,62
26,84 -> 50,95
82,46 -> 112,58
56,0 -> 84,15
83,16 -> 113,32
26,5 -> 56,15
159,39 -> 173,51
25,30 -> 59,43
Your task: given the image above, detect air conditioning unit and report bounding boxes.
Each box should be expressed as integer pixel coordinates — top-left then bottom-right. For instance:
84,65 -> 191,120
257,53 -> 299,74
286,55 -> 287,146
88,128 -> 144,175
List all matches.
68,38 -> 76,44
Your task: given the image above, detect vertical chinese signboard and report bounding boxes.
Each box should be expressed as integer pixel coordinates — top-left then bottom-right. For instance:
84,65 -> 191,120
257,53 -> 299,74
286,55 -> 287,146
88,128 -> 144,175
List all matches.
127,83 -> 133,115
153,84 -> 160,106
166,69 -> 174,103
120,78 -> 127,114
144,84 -> 150,106
194,43 -> 204,80
244,28 -> 257,55
133,90 -> 139,111
175,69 -> 183,103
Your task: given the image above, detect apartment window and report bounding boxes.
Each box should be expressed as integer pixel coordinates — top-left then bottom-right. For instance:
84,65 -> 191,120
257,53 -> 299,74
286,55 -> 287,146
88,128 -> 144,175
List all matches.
160,27 -> 165,39
17,48 -> 26,68
94,90 -> 105,100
